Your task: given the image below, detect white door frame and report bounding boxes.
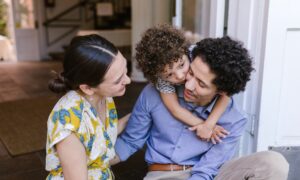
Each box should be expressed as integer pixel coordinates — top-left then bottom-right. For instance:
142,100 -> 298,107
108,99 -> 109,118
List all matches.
226,0 -> 269,154
257,0 -> 300,151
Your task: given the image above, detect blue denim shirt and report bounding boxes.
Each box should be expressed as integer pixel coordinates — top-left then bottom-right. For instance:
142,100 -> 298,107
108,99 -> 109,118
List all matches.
115,84 -> 247,180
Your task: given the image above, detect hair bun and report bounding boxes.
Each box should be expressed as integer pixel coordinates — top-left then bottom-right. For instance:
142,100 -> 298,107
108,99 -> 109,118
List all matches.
48,72 -> 71,94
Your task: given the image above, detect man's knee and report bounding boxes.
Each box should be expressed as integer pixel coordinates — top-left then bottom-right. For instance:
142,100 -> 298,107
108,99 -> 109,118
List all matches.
257,151 -> 289,177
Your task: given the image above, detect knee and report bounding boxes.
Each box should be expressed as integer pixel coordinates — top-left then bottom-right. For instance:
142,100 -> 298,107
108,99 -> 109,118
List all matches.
258,151 -> 289,176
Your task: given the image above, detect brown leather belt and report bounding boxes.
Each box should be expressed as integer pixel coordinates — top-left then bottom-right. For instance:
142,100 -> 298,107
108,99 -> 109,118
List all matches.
148,164 -> 193,171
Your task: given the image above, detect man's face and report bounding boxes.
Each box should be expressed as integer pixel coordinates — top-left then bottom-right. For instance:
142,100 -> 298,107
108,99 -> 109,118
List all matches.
184,56 -> 219,105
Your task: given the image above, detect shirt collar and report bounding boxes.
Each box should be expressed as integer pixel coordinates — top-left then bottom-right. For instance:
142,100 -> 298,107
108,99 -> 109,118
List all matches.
177,86 -> 218,115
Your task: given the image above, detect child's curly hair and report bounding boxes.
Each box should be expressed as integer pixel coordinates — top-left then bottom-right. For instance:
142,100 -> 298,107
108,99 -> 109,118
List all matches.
135,24 -> 189,84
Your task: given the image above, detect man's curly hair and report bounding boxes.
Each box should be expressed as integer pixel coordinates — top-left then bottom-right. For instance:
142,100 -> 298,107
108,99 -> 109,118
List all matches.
191,36 -> 254,96
135,24 -> 189,84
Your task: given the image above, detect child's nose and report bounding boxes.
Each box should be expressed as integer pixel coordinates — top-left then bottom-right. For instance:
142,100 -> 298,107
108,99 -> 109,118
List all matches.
176,71 -> 185,80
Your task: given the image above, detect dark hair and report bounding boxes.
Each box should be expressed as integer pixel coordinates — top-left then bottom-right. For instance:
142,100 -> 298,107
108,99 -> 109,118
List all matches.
191,36 -> 254,96
135,24 -> 189,84
49,34 -> 118,93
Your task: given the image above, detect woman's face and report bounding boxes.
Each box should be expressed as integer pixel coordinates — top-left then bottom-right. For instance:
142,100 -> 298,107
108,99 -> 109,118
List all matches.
93,51 -> 131,97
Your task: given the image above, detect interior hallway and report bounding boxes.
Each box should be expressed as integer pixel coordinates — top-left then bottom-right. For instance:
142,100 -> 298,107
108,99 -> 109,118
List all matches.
0,60 -> 147,179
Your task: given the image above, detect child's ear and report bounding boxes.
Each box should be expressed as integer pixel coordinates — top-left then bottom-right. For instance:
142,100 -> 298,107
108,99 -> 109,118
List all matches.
79,84 -> 95,96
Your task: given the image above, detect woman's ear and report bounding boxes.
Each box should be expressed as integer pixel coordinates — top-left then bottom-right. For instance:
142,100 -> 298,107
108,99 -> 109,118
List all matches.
79,84 -> 95,96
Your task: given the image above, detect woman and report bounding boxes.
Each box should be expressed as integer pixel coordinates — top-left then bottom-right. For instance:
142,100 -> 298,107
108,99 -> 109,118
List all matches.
45,34 -> 131,179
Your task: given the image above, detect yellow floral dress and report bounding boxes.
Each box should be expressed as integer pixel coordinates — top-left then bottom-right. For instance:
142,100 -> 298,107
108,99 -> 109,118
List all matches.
45,91 -> 118,180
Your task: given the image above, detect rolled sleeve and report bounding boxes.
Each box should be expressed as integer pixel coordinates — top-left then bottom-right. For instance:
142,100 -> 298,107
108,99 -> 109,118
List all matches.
115,88 -> 153,161
188,118 -> 247,180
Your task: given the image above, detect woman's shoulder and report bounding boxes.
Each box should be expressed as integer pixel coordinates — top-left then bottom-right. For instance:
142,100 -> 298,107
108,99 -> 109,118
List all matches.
52,91 -> 83,111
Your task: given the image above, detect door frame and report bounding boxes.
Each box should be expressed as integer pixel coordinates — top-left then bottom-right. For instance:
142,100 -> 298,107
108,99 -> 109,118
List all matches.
9,0 -> 41,61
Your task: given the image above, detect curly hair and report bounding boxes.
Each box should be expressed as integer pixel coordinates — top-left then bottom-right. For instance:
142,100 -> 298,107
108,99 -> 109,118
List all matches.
135,24 -> 189,84
191,36 -> 254,96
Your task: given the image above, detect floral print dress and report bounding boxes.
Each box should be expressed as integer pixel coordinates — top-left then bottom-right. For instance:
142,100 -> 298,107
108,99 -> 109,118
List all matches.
45,91 -> 118,180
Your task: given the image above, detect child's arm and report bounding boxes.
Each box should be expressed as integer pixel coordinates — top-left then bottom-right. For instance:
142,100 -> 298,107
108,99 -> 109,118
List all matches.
160,92 -> 213,137
189,95 -> 230,143
117,113 -> 131,135
161,92 -> 204,126
205,95 -> 230,129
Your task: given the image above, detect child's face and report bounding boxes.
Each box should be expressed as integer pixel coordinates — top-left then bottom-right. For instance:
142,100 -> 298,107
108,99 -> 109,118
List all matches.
160,54 -> 190,84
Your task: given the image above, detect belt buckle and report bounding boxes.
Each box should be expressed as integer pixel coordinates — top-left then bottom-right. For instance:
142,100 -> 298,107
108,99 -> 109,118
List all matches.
170,164 -> 174,171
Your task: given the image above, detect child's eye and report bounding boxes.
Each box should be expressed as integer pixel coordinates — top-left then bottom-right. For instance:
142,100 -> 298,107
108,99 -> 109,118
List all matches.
179,62 -> 185,68
166,74 -> 172,78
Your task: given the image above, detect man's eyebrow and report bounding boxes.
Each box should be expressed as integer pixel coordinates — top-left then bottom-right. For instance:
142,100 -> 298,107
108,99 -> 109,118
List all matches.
190,66 -> 209,87
198,79 -> 208,87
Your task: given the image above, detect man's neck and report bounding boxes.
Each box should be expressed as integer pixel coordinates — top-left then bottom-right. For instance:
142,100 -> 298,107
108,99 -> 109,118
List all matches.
195,95 -> 218,107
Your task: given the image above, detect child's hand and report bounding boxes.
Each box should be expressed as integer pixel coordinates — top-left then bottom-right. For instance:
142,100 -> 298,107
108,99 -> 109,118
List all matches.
189,123 -> 213,140
210,125 -> 230,144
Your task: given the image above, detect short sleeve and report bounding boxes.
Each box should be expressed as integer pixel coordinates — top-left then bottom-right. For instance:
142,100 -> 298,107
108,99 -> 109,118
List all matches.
47,104 -> 83,149
155,78 -> 176,94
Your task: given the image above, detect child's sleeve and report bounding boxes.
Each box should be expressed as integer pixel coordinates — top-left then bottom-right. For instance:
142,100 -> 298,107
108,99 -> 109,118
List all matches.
155,78 -> 176,94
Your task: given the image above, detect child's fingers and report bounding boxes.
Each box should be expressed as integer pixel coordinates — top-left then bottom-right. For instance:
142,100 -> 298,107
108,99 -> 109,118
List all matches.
188,126 -> 197,131
211,137 -> 216,144
220,129 -> 230,135
213,134 -> 222,143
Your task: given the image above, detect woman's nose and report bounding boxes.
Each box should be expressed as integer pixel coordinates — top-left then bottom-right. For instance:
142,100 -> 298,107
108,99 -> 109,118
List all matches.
123,74 -> 131,85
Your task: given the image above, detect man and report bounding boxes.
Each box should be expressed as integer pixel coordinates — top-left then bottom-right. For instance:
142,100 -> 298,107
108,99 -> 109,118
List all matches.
113,37 -> 289,179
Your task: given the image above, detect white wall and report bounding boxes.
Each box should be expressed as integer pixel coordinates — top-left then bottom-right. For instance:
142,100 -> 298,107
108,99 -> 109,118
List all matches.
130,0 -> 172,82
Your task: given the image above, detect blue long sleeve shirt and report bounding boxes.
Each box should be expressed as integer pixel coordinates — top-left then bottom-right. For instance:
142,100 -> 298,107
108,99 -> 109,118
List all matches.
115,84 -> 247,180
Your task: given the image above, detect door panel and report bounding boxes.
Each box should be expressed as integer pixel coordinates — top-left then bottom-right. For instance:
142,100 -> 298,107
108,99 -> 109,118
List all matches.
13,0 -> 40,61
257,0 -> 300,150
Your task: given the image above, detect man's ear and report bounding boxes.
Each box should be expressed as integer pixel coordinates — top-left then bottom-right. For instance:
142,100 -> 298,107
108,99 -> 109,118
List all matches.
79,84 -> 95,96
218,91 -> 228,96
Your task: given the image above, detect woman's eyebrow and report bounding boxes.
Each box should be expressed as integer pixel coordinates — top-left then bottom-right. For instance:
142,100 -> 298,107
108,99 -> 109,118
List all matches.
114,73 -> 123,84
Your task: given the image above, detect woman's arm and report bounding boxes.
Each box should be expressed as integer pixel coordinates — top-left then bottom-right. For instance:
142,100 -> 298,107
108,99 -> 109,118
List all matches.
117,113 -> 131,135
56,133 -> 88,180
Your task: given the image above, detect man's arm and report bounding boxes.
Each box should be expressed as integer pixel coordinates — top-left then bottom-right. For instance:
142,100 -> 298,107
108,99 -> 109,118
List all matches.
188,118 -> 247,180
114,86 -> 154,161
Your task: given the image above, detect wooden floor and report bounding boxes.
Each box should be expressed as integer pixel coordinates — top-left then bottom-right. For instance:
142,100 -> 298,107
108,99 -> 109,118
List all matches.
0,61 -> 147,180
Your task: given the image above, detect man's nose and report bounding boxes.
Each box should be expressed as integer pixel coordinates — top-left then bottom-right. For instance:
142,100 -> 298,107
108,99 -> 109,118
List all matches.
185,77 -> 195,91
